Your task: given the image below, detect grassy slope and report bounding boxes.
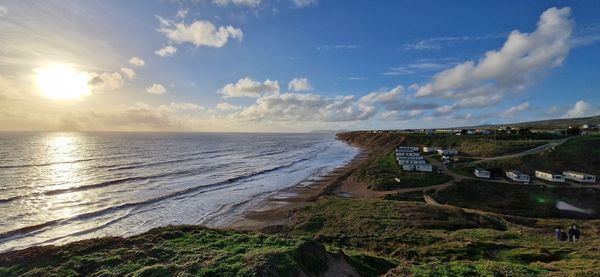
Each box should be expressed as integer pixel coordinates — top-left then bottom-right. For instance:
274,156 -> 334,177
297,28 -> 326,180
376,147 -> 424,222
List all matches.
354,151 -> 452,191
386,179 -> 600,219
0,226 -> 336,277
283,197 -> 600,276
458,135 -> 600,176
337,132 -> 548,158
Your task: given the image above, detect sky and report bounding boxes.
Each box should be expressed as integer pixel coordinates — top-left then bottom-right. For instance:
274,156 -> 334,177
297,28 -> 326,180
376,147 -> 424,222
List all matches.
0,0 -> 599,132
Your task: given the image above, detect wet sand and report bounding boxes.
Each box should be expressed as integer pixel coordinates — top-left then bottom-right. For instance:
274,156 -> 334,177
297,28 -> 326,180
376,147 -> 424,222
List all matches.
227,144 -> 371,231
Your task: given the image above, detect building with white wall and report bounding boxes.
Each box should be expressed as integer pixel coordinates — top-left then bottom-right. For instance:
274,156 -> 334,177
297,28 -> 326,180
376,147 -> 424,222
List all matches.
437,149 -> 458,156
422,146 -> 441,153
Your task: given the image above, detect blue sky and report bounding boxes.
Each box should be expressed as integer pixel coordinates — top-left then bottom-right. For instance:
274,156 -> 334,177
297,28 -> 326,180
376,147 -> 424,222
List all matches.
0,0 -> 599,131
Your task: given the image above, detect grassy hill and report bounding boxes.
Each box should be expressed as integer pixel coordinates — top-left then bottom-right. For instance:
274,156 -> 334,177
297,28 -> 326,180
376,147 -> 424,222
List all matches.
0,226 -> 359,277
454,135 -> 600,176
280,197 -> 600,276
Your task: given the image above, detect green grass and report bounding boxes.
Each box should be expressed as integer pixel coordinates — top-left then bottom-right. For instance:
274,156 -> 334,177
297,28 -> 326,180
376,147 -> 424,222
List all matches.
0,226 -> 333,277
457,135 -> 600,176
387,179 -> 600,219
282,197 -> 600,276
355,151 -> 452,191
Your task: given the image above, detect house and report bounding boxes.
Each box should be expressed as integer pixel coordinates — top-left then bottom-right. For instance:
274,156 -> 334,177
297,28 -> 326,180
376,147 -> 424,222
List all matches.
437,149 -> 458,156
402,164 -> 415,171
563,171 -> 596,183
506,170 -> 530,183
422,146 -> 441,153
474,168 -> 490,178
535,170 -> 565,183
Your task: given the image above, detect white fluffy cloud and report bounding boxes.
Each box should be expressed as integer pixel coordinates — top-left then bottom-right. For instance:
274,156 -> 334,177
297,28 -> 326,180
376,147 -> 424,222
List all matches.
501,102 -> 530,118
220,77 -> 280,98
213,0 -> 262,7
120,67 -> 136,80
176,9 -> 188,19
416,7 -> 573,110
155,45 -> 177,57
233,93 -> 374,122
129,57 -> 145,67
146,83 -> 167,94
565,100 -> 597,118
87,72 -> 124,92
288,78 -> 312,92
158,17 -> 243,48
216,102 -> 242,111
228,84 -> 437,123
291,0 -> 317,8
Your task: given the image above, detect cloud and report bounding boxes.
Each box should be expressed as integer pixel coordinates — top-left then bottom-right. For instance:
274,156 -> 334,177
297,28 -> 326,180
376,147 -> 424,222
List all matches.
571,23 -> 600,47
402,40 -> 442,51
146,83 -> 167,94
162,102 -> 204,112
0,75 -> 22,100
129,57 -> 145,67
565,100 -> 597,118
358,86 -> 438,111
87,72 -> 124,91
120,67 -> 136,80
402,32 -> 506,51
316,44 -> 358,51
384,62 -> 451,76
291,0 -> 317,8
176,9 -> 188,19
288,78 -> 313,91
416,7 -> 574,112
0,5 -> 7,17
216,102 -> 242,111
155,45 -> 178,57
233,93 -> 375,122
500,102 -> 530,118
213,0 -> 262,8
220,77 -> 280,98
158,17 -> 243,48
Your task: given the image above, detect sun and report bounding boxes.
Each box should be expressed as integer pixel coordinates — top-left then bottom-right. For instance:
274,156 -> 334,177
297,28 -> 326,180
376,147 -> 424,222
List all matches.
35,64 -> 90,100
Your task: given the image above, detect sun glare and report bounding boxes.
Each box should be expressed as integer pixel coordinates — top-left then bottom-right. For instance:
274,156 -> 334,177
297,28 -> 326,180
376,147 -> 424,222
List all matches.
35,64 -> 90,100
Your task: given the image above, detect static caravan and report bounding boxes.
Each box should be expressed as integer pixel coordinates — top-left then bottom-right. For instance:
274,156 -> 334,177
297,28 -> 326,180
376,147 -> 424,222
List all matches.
474,168 -> 490,178
396,152 -> 421,157
506,170 -> 530,183
563,171 -> 596,183
396,156 -> 423,160
402,164 -> 415,171
437,149 -> 459,156
535,170 -> 565,183
396,146 -> 419,152
415,164 -> 433,172
397,159 -> 427,165
422,146 -> 441,153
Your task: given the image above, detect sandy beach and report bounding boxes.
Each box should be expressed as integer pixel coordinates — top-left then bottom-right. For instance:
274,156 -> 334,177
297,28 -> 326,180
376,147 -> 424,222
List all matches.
227,139 -> 372,231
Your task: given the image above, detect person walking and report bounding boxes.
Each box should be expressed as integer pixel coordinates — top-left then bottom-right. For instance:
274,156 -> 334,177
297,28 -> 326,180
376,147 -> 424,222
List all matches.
573,225 -> 581,242
554,228 -> 561,240
567,226 -> 575,242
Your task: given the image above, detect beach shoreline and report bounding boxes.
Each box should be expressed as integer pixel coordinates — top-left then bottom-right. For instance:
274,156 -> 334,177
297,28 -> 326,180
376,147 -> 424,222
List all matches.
226,137 -> 371,231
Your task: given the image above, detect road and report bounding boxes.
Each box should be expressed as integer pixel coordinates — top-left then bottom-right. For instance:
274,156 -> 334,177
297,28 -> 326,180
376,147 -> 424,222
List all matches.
469,138 -> 569,164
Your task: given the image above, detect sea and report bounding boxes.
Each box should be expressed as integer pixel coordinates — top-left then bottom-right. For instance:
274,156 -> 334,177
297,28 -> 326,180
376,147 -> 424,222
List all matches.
0,132 -> 358,252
